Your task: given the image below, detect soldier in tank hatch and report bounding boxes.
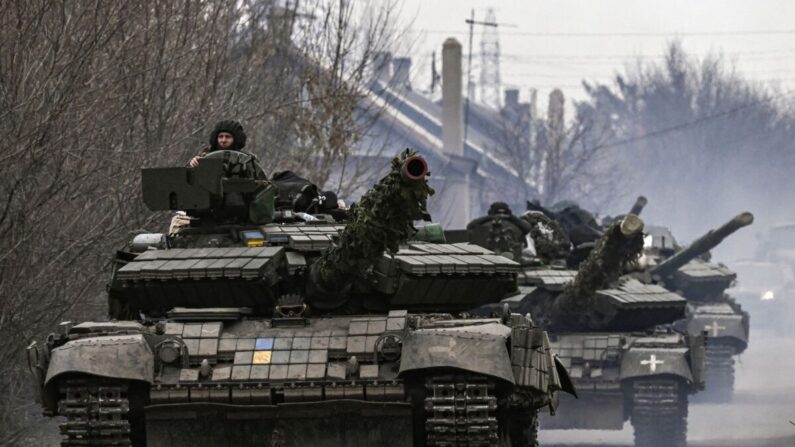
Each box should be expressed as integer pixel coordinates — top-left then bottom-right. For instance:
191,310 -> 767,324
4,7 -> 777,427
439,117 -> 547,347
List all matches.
466,202 -> 532,261
189,120 -> 249,167
188,120 -> 338,216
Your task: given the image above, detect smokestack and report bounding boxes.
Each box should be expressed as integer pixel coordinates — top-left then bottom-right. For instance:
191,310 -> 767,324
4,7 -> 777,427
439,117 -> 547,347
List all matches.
372,52 -> 392,83
391,57 -> 411,89
442,38 -> 463,157
548,89 -> 565,131
504,89 -> 519,111
436,37 -> 470,229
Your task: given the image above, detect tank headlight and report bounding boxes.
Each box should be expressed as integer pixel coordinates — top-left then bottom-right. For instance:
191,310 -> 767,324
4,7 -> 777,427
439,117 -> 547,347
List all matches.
761,290 -> 775,301
158,341 -> 182,364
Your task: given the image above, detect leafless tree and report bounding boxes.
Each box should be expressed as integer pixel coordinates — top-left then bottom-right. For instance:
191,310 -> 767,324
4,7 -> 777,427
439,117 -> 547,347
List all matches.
485,88 -> 618,211
578,41 -> 795,233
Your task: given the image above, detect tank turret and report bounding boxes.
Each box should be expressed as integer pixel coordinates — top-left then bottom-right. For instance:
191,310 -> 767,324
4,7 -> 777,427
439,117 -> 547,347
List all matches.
111,149 -> 520,318
650,212 -> 754,280
511,213 -> 685,330
547,214 -> 647,330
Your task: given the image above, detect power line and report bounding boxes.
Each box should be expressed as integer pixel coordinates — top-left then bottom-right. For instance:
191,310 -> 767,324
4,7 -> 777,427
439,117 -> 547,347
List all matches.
502,68 -> 795,78
498,48 -> 795,60
501,52 -> 795,63
422,29 -> 795,37
596,90 -> 795,151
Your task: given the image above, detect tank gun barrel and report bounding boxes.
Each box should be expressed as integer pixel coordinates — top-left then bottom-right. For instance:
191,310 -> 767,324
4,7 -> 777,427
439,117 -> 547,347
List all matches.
650,212 -> 754,279
307,149 -> 434,309
629,196 -> 648,216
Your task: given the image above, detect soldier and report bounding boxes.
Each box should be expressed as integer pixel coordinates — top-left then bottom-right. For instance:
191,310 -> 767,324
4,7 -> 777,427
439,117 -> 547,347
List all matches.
189,120 -> 248,167
466,202 -> 532,260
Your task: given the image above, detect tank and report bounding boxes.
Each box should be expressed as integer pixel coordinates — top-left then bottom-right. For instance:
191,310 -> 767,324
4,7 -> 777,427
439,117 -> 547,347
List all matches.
467,209 -> 705,447
643,212 -> 754,402
26,149 -> 572,447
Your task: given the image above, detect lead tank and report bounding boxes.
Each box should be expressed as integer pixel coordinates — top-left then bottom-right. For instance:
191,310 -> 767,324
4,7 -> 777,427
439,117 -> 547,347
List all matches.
467,204 -> 704,447
27,149 -> 572,447
642,212 -> 753,402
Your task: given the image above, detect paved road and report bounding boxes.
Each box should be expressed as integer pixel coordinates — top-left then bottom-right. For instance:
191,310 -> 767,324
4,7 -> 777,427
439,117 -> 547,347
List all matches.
541,328 -> 795,447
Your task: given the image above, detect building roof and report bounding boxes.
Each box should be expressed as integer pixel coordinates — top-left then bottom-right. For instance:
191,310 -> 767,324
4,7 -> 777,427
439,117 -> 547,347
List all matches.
359,80 -> 523,182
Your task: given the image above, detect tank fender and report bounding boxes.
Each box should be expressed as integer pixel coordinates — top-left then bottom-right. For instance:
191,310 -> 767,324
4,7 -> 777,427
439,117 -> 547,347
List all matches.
686,314 -> 748,346
620,347 -> 693,383
554,356 -> 578,398
44,333 -> 155,387
398,330 -> 515,384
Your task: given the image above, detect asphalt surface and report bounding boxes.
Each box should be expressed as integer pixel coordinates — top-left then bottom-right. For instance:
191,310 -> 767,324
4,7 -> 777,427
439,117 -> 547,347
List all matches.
541,327 -> 795,447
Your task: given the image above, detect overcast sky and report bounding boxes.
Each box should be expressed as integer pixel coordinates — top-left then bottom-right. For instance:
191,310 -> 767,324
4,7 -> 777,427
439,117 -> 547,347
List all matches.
395,0 -> 795,107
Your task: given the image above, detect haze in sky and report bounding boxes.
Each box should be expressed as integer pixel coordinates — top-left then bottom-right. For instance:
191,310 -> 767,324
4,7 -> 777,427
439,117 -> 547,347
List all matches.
396,0 -> 795,106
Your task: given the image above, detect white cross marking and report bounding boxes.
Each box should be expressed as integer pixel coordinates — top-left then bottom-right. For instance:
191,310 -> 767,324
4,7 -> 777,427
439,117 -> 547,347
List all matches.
640,354 -> 665,372
704,321 -> 726,337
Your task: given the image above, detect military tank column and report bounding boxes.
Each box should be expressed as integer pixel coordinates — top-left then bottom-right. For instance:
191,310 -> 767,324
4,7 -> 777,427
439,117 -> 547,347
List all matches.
26,149 -> 574,447
465,202 -> 705,447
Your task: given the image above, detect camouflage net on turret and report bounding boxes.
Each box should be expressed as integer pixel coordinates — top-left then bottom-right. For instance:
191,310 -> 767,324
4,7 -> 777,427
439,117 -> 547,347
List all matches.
550,219 -> 644,329
521,211 -> 572,263
308,149 -> 434,308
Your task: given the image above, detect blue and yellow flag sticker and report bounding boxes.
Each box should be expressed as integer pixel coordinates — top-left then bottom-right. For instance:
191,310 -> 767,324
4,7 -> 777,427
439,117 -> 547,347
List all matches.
253,338 -> 274,364
253,351 -> 272,364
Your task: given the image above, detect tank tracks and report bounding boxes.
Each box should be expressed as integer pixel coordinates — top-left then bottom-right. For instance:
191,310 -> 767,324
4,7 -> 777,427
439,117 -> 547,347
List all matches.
702,341 -> 736,402
58,379 -> 132,446
631,379 -> 687,447
424,376 -> 500,446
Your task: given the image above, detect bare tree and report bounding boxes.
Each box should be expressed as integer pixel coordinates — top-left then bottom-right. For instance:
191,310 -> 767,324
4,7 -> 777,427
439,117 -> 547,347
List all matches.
485,88 -> 618,211
578,41 -> 795,233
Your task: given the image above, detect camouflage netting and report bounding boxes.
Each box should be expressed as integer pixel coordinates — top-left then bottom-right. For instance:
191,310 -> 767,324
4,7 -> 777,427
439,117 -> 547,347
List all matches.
551,218 -> 644,329
521,211 -> 572,263
308,149 -> 434,309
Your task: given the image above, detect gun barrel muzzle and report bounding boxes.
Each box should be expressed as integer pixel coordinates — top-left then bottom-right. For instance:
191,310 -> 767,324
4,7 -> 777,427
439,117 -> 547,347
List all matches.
620,214 -> 644,237
735,211 -> 754,227
401,155 -> 429,182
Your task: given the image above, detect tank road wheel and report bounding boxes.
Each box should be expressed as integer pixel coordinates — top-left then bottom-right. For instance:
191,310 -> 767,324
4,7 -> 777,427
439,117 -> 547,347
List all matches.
424,375 -> 500,446
630,379 -> 688,447
701,342 -> 737,403
58,378 -> 138,446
